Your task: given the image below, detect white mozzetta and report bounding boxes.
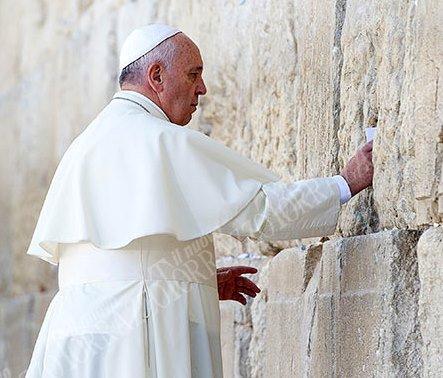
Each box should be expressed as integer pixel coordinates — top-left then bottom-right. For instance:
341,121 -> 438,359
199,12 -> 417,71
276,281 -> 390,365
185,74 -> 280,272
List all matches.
26,90 -> 280,265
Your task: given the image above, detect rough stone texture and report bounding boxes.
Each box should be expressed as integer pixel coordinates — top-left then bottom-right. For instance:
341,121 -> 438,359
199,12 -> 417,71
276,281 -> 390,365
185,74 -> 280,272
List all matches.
338,0 -> 443,234
265,230 -> 423,377
1,0 -> 442,377
417,227 -> 443,377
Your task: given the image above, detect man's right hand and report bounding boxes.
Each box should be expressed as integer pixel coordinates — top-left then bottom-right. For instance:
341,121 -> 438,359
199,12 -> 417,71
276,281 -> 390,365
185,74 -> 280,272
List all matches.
340,141 -> 374,197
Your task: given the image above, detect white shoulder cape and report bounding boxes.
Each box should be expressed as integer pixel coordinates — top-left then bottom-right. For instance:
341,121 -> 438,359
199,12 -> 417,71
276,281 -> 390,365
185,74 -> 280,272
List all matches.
27,91 -> 280,265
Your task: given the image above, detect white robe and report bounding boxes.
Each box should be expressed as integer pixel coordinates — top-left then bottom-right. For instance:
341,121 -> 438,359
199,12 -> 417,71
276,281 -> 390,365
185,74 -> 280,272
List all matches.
25,90 -> 344,378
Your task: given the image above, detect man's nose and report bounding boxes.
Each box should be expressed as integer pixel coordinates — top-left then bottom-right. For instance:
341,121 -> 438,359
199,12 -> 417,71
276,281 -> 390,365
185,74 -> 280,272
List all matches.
197,78 -> 207,96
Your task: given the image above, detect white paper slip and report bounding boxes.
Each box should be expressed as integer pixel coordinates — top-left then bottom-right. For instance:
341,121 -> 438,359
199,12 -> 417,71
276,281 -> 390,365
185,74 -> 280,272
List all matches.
365,127 -> 377,142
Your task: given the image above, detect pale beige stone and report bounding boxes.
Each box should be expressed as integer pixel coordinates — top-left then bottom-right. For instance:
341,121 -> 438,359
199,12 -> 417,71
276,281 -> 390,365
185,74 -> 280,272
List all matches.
417,227 -> 443,377
265,230 -> 423,377
338,0 -> 443,234
265,245 -> 324,377
248,258 -> 271,378
329,231 -> 423,377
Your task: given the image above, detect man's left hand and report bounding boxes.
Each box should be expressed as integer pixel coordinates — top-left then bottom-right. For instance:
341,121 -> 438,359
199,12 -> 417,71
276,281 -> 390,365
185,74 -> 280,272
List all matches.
216,266 -> 261,305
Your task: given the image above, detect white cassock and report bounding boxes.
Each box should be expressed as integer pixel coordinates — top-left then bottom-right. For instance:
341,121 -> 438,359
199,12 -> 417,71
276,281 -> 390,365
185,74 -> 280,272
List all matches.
24,90 -> 350,378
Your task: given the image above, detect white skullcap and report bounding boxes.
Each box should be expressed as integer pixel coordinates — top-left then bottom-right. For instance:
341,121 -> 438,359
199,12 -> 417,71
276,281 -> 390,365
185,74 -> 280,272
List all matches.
119,24 -> 181,71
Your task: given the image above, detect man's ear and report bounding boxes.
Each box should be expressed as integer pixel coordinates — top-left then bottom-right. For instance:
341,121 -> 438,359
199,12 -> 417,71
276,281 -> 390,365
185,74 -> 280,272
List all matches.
146,63 -> 164,93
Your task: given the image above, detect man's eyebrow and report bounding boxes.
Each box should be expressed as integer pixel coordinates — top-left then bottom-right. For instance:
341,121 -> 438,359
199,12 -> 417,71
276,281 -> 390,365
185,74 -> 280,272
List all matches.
192,66 -> 203,72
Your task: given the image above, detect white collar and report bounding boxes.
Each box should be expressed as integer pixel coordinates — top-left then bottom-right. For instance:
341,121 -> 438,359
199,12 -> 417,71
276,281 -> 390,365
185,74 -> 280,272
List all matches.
112,90 -> 170,122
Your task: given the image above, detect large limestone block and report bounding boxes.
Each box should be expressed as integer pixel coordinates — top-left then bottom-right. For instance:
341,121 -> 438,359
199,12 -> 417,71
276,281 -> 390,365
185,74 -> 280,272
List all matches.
291,0 -> 341,180
406,0 -> 443,226
417,227 -> 443,377
74,1 -> 122,117
338,0 -> 443,234
326,230 -> 423,377
248,259 -> 272,378
9,0 -> 101,84
265,245 -> 323,377
265,230 -> 422,377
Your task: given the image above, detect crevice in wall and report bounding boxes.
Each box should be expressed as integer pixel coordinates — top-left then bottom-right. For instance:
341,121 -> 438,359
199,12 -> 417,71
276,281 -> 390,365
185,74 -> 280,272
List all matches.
306,288 -> 318,359
390,230 -> 423,376
331,0 -> 347,174
302,243 -> 322,292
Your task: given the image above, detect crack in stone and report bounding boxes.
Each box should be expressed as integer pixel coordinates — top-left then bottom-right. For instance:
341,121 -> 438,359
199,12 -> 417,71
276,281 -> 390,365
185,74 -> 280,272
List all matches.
331,0 -> 348,174
306,288 -> 319,359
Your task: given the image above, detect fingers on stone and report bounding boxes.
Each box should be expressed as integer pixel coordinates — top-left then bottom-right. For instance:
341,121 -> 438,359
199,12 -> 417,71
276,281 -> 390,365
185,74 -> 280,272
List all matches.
233,292 -> 247,305
231,266 -> 258,275
236,276 -> 261,293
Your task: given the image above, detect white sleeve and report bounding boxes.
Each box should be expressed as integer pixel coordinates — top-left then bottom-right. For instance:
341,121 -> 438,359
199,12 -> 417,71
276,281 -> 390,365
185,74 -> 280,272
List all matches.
215,188 -> 268,241
331,175 -> 352,204
215,177 -> 342,241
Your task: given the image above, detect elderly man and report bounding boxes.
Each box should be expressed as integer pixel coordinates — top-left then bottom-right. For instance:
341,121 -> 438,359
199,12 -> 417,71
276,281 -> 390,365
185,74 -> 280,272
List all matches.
25,24 -> 373,377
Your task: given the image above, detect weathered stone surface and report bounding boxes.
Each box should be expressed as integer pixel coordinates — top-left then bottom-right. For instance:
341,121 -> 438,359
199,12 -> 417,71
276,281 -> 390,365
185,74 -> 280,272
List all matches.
247,258 -> 271,378
265,247 -> 317,377
327,230 -> 423,377
337,0 -> 443,234
417,227 -> 443,377
265,230 -> 423,377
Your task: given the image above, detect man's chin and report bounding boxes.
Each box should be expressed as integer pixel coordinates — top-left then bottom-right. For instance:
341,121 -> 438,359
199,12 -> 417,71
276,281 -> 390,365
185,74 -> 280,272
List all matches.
172,112 -> 193,126
180,115 -> 193,126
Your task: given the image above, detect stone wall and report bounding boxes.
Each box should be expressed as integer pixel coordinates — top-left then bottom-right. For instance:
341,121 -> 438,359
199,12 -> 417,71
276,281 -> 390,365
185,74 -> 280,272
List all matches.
0,0 -> 441,376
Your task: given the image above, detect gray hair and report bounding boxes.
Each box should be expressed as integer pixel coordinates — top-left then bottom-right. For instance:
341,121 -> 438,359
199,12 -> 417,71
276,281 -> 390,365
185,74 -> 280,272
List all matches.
118,35 -> 180,87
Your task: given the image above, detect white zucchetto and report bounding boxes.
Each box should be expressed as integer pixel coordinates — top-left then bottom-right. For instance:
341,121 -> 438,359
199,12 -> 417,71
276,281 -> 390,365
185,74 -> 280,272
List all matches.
119,24 -> 181,71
